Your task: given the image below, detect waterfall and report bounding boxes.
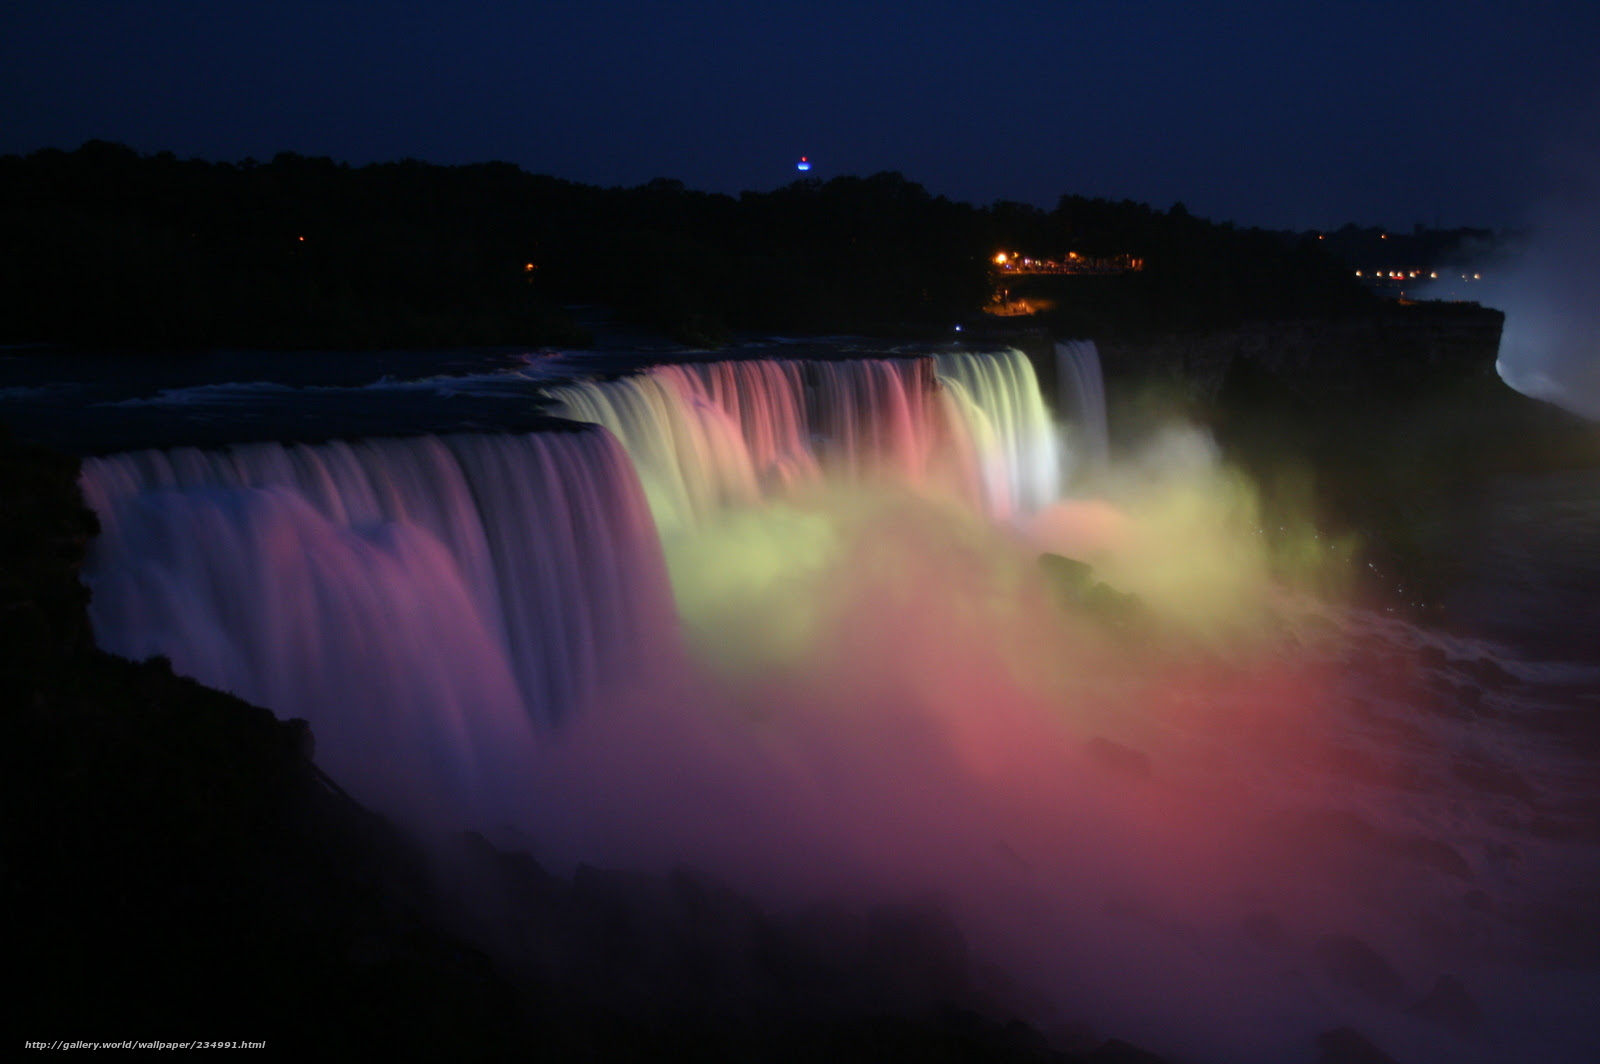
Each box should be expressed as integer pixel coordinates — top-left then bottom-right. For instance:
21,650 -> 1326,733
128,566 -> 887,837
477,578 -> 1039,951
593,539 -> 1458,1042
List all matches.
80,429 -> 675,824
542,370 -> 768,534
69,343 -> 1595,1061
546,357 -> 954,531
76,348 -> 1070,816
1055,340 -> 1109,476
934,350 -> 1059,518
546,349 -> 1056,532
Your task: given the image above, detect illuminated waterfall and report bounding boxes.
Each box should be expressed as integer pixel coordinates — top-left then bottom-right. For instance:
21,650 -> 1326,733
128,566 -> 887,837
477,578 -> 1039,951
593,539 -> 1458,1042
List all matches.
1055,340 -> 1109,475
935,350 -> 1059,518
542,370 -> 768,533
547,349 -> 1057,532
80,429 -> 674,822
73,344 -> 1591,1062
78,348 -> 1064,816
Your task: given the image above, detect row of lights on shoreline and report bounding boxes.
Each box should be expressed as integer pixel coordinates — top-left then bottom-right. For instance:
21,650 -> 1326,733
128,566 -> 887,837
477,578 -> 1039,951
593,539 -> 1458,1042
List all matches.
1354,270 -> 1481,280
991,250 -> 1143,272
1322,231 -> 1486,285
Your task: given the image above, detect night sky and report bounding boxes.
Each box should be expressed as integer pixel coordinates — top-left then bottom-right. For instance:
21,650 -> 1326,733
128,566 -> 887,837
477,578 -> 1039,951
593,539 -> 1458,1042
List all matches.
4,1 -> 1598,230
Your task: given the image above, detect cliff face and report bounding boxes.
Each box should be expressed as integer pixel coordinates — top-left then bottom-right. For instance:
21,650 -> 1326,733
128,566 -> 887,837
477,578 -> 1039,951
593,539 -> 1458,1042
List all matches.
1042,303 -> 1600,614
1093,302 -> 1506,404
2,431 -> 530,1051
0,434 -> 99,691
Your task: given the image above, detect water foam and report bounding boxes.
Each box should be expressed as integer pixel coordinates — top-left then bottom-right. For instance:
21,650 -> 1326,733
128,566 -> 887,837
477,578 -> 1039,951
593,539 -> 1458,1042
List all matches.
76,346 -> 1598,1062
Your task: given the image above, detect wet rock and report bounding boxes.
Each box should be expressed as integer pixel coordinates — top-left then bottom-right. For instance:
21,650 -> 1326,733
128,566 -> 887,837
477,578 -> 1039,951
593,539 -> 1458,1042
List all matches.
1047,1021 -> 1100,1052
1407,973 -> 1482,1033
1082,581 -> 1145,625
1085,1037 -> 1174,1063
793,899 -> 869,970
1039,553 -> 1147,630
864,899 -> 972,1004
1039,552 -> 1095,599
1451,655 -> 1516,689
1315,934 -> 1406,1005
1315,1026 -> 1402,1064
670,864 -> 749,931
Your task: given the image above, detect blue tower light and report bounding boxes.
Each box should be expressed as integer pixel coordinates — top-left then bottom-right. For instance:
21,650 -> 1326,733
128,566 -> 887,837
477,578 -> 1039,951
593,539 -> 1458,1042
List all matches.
796,156 -> 811,172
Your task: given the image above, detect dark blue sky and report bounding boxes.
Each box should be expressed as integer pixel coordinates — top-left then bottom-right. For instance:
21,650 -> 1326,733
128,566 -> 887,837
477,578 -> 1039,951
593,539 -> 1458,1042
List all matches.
5,0 -> 1598,229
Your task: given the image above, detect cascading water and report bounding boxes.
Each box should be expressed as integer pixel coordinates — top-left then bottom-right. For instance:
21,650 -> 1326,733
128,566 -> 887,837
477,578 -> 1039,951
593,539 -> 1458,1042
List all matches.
80,429 -> 674,826
1056,339 -> 1110,476
74,345 -> 1599,1063
541,370 -> 767,534
934,350 -> 1059,518
545,350 -> 1056,532
664,360 -> 817,490
77,351 -> 1057,819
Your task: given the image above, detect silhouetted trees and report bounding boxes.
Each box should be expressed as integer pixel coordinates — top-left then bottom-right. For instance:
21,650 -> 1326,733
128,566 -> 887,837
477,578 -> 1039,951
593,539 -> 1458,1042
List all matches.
0,142 -> 1373,349
1318,222 -> 1497,274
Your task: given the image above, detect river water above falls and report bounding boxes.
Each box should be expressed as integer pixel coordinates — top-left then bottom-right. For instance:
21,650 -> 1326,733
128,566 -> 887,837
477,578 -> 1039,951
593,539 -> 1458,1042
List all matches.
5,337 -> 1598,1063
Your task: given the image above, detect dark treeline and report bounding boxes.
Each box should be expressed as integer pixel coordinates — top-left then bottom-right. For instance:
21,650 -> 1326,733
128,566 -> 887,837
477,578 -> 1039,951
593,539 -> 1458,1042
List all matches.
996,198 -> 1374,337
1318,221 -> 1498,273
2,141 -> 1372,349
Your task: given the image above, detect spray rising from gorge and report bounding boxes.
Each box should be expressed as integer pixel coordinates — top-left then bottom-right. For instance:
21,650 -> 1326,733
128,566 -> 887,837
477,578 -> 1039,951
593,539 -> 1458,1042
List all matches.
76,345 -> 1599,1062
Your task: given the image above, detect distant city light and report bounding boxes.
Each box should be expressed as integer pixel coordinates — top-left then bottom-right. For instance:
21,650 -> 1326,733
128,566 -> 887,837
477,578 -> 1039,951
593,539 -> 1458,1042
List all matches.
796,156 -> 810,172
994,252 -> 1008,264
